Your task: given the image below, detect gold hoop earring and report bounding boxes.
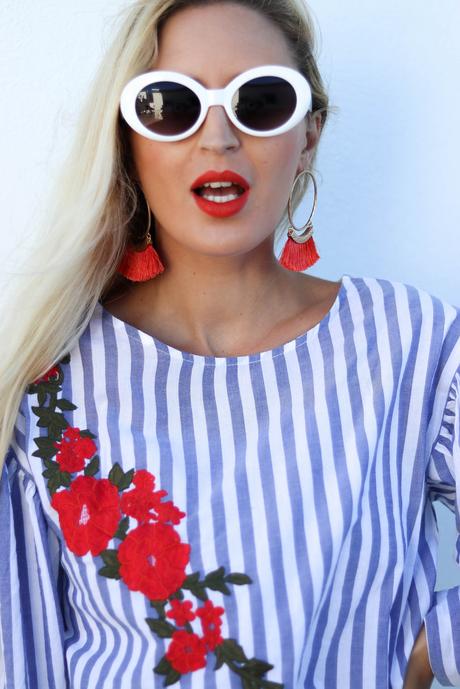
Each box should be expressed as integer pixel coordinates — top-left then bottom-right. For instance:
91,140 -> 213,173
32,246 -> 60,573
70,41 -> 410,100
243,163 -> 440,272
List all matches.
118,193 -> 164,281
279,169 -> 320,271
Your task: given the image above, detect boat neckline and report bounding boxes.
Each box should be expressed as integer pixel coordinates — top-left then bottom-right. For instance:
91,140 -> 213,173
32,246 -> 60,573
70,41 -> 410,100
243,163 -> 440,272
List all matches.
97,275 -> 349,365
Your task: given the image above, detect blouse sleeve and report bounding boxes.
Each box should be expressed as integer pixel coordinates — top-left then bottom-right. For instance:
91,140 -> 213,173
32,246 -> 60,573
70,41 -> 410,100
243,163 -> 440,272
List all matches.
425,368 -> 460,686
0,447 -> 69,689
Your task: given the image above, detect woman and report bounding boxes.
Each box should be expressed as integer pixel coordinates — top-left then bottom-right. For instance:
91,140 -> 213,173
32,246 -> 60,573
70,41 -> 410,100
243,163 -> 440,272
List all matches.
0,0 -> 458,687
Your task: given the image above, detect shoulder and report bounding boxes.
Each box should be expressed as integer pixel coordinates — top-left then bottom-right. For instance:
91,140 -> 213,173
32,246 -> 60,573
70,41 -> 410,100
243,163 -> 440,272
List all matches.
342,275 -> 460,380
343,275 -> 460,334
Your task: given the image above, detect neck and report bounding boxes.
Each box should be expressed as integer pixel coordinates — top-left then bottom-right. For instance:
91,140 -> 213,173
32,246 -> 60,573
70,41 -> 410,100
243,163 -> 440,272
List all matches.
113,237 -> 307,355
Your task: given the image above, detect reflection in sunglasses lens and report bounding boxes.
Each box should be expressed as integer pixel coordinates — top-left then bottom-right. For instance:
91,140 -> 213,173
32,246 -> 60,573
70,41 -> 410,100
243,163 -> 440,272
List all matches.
232,76 -> 297,131
135,82 -> 200,135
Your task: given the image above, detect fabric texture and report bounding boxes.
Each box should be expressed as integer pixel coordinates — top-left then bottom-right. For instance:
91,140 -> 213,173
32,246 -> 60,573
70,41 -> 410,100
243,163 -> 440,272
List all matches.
1,275 -> 460,689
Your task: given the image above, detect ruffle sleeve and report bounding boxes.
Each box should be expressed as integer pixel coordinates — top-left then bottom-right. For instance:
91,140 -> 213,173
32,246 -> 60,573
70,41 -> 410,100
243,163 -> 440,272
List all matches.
425,368 -> 460,686
0,447 -> 69,689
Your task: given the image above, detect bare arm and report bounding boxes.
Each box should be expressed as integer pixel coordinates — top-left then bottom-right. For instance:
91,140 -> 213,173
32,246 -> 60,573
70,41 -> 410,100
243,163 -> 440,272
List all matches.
403,625 -> 434,689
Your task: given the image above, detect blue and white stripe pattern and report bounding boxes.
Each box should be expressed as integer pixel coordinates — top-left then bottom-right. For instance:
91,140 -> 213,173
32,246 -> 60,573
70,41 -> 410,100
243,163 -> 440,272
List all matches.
1,275 -> 460,689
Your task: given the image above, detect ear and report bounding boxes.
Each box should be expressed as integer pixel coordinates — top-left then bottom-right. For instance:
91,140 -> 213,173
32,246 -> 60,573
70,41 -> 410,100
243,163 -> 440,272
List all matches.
297,111 -> 323,174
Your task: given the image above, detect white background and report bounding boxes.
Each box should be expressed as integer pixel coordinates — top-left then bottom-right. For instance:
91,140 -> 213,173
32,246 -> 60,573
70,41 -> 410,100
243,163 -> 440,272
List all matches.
1,2 -> 459,687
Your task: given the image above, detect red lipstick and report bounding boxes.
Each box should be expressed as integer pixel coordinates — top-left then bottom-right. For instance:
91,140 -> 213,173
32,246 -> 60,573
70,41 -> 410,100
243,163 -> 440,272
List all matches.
190,169 -> 250,218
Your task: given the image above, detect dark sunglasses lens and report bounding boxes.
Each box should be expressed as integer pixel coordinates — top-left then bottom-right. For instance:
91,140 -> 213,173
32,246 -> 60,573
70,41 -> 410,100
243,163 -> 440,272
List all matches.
232,76 -> 297,131
135,81 -> 200,135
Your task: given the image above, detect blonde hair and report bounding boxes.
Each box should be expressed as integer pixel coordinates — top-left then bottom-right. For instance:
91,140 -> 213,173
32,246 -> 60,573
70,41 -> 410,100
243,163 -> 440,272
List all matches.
0,0 -> 330,466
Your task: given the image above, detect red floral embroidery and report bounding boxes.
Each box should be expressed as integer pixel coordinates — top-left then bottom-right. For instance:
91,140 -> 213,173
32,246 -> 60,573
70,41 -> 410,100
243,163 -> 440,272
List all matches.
166,599 -> 196,626
53,427 -> 97,473
33,366 -> 60,385
120,469 -> 185,525
118,522 -> 190,600
166,630 -> 207,673
51,475 -> 121,556
29,356 -> 283,688
196,599 -> 225,650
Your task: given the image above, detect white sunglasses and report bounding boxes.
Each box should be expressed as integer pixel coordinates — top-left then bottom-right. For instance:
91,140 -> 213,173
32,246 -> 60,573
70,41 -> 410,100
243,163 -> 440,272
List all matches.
119,64 -> 312,142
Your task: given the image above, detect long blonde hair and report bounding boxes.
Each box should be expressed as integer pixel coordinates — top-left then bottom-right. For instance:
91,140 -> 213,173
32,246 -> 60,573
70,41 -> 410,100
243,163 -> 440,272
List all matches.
0,0 -> 330,466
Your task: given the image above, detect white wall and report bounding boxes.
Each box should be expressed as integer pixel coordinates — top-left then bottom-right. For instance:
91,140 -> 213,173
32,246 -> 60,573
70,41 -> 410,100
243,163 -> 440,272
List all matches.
1,2 -> 459,687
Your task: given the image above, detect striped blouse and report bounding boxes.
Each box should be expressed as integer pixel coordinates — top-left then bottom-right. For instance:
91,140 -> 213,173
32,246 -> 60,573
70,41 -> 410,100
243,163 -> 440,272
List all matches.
2,275 -> 460,689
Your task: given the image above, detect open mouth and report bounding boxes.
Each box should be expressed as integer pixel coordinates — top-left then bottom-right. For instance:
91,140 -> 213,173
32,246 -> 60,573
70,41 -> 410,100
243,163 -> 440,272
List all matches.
190,170 -> 250,217
193,182 -> 246,203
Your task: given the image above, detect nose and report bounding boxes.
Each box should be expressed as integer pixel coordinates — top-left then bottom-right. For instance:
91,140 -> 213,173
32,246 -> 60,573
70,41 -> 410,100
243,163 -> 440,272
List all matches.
196,105 -> 240,153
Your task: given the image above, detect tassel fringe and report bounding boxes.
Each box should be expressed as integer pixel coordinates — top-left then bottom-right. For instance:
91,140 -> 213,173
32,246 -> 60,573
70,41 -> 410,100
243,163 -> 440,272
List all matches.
279,235 -> 320,271
118,244 -> 164,282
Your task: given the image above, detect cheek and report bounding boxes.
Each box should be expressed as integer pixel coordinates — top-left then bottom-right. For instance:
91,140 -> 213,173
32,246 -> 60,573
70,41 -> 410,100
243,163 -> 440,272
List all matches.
131,140 -> 179,206
255,136 -> 302,205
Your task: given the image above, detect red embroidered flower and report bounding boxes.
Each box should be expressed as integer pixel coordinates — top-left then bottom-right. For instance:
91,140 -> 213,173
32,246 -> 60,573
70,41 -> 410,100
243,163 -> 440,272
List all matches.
166,599 -> 196,626
155,500 -> 185,525
51,475 -> 121,556
120,469 -> 185,525
166,630 -> 207,673
196,600 -> 225,650
53,427 -> 97,473
33,366 -> 60,385
118,522 -> 190,600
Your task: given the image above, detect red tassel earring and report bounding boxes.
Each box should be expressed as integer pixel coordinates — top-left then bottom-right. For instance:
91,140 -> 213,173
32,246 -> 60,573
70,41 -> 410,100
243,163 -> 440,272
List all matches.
279,169 -> 320,271
118,194 -> 164,281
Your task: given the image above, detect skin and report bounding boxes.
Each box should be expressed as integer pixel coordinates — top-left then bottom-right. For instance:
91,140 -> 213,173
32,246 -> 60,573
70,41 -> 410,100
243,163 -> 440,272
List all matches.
107,2 -> 338,357
403,625 -> 433,689
106,4 -> 434,682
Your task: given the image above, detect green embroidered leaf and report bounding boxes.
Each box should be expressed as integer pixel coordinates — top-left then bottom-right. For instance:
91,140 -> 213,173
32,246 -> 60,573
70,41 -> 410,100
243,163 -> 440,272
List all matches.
99,549 -> 122,578
42,381 -> 62,393
154,656 -> 171,675
43,457 -> 58,469
118,468 -> 134,491
32,408 -> 67,434
49,414 -> 68,431
32,437 -> 58,460
47,473 -> 63,495
98,565 -> 121,580
34,436 -> 57,452
100,549 -> 120,568
32,407 -> 53,422
213,644 -> 225,671
108,463 -> 124,486
108,463 -> 134,490
244,658 -> 274,677
150,600 -> 167,617
183,571 -> 200,585
204,567 -> 231,595
145,618 -> 176,638
181,572 -> 208,601
241,678 -> 255,689
164,669 -> 182,686
29,380 -> 62,396
113,516 -> 130,540
60,471 -> 72,487
37,390 -> 47,406
220,638 -> 248,663
56,399 -> 77,411
84,455 -> 100,477
79,429 -> 97,439
41,459 -> 60,477
225,573 -> 253,586
168,589 -> 184,601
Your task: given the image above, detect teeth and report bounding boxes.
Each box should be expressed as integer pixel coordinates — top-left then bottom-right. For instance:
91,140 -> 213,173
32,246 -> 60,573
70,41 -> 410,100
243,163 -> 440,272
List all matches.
203,181 -> 233,188
204,194 -> 240,203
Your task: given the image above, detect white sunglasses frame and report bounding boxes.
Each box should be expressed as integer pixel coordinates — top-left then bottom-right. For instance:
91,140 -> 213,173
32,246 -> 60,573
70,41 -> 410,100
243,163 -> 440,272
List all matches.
119,64 -> 312,142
